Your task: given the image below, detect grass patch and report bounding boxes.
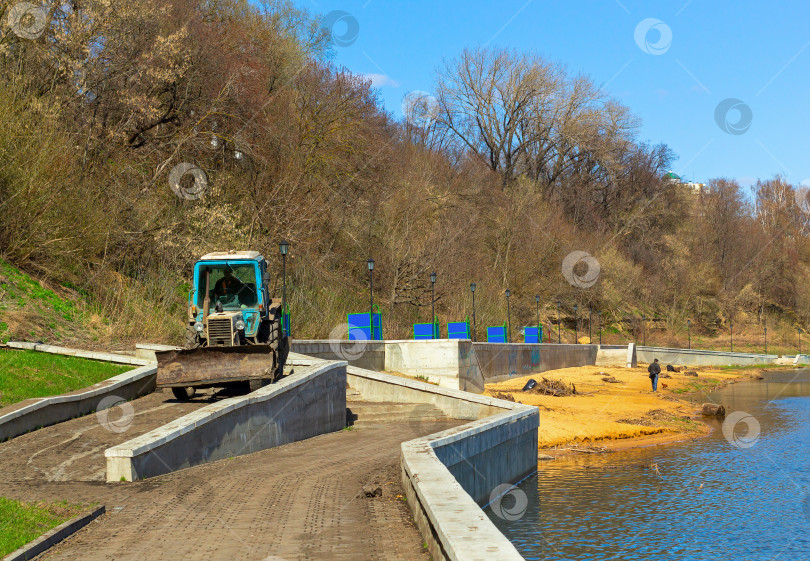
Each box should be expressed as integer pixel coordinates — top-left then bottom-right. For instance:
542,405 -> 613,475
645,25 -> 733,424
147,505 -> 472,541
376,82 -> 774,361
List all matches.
0,349 -> 130,408
0,497 -> 85,557
671,378 -> 724,395
0,260 -> 78,322
716,364 -> 787,371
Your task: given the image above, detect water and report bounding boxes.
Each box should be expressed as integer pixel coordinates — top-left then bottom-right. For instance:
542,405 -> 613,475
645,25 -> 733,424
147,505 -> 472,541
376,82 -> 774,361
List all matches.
486,370 -> 810,560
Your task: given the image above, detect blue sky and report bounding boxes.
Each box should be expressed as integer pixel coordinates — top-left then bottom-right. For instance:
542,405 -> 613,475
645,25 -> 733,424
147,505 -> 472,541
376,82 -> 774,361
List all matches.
298,0 -> 810,188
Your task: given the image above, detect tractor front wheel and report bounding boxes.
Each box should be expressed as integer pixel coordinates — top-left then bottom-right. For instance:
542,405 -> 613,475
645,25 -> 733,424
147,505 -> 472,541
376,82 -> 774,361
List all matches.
184,326 -> 202,349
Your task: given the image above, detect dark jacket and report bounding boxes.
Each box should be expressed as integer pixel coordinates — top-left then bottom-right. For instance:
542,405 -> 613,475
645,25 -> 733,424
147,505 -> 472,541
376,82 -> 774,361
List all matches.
648,362 -> 661,378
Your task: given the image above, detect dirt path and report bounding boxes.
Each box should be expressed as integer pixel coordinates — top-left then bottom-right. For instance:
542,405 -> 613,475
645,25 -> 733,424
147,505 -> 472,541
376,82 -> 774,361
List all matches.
0,389 -> 210,482
0,399 -> 457,561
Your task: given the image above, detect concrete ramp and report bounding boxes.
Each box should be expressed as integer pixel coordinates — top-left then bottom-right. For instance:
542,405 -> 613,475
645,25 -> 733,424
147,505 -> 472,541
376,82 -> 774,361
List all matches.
105,358 -> 347,481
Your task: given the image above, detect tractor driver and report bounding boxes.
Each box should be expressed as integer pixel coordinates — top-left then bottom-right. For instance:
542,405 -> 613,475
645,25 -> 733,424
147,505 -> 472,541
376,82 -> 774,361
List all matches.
213,266 -> 244,300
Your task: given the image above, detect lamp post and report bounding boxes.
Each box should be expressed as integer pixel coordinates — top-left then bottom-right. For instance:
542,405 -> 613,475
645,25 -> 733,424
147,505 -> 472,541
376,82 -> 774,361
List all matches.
687,319 -> 691,350
598,310 -> 602,345
556,300 -> 561,344
589,308 -> 592,343
573,304 -> 578,344
764,326 -> 768,356
505,289 -> 512,343
799,327 -> 802,356
641,314 -> 646,346
535,295 -> 540,343
430,272 -> 437,338
279,240 -> 289,335
470,283 -> 477,342
367,258 -> 375,340
730,319 -> 733,352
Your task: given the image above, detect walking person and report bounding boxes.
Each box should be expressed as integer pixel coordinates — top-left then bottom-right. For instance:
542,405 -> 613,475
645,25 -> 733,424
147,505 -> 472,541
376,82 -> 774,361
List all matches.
648,358 -> 661,392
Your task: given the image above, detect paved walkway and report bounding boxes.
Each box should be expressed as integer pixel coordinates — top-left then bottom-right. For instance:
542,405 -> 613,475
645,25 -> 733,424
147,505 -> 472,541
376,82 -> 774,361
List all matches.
0,389 -> 458,560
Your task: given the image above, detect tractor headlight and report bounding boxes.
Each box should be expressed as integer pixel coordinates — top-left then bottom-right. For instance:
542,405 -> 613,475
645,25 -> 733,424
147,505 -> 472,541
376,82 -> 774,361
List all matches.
235,319 -> 246,331
194,322 -> 204,332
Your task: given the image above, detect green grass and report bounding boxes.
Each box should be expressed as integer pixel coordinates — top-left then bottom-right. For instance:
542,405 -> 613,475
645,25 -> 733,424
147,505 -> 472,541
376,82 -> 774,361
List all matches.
716,364 -> 788,371
0,349 -> 130,408
0,260 -> 79,322
671,378 -> 724,395
0,497 -> 84,556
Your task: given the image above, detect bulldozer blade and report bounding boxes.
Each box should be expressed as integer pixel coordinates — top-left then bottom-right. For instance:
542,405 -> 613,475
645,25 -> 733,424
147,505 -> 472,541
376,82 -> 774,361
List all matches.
155,345 -> 277,388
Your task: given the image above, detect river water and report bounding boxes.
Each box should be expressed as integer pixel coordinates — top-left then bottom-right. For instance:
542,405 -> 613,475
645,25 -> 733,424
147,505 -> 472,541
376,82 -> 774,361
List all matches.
486,370 -> 810,560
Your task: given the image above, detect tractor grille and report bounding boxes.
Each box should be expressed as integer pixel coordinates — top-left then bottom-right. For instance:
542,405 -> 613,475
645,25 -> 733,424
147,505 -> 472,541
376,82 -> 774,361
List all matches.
208,318 -> 233,345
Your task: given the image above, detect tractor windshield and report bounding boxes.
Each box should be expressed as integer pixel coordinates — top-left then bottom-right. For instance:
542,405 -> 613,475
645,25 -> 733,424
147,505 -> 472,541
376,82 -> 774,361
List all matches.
195,262 -> 259,310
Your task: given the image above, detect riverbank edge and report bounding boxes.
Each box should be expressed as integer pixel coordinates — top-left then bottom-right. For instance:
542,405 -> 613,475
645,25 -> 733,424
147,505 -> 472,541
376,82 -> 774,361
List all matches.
539,364 -> 800,458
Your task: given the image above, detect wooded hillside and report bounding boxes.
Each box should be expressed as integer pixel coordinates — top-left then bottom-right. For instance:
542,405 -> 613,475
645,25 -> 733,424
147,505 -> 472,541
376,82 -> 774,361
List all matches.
1,0 -> 808,349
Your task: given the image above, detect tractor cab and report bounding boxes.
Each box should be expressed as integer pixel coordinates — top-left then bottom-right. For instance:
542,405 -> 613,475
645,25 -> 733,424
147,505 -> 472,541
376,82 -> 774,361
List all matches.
187,251 -> 279,347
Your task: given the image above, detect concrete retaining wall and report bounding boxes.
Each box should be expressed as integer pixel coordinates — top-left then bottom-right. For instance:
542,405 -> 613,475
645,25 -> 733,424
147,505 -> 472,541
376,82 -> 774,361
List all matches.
473,343 -> 598,383
401,404 -> 537,561
384,339 -> 485,393
0,364 -> 156,442
105,359 -> 346,481
290,339 -> 385,371
637,345 -> 779,366
595,343 -> 637,368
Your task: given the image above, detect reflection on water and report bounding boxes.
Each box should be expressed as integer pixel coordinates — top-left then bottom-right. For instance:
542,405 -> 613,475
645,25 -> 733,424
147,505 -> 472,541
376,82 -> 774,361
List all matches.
487,370 -> 810,560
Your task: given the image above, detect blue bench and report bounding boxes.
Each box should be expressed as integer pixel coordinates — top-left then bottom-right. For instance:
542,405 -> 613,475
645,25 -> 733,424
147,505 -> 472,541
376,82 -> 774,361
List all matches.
523,326 -> 542,344
413,322 -> 439,340
447,320 -> 471,340
487,324 -> 507,343
346,310 -> 383,341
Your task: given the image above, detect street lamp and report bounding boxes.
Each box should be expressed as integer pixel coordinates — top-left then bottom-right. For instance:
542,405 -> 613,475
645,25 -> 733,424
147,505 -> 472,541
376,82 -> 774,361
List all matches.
730,319 -> 733,352
367,258 -> 375,340
470,283 -> 477,342
588,308 -> 592,343
687,319 -> 691,350
279,241 -> 289,335
430,272 -> 437,338
764,326 -> 768,355
535,295 -> 540,343
556,300 -> 561,343
799,327 -> 802,356
641,314 -> 646,346
573,304 -> 578,344
505,289 -> 512,343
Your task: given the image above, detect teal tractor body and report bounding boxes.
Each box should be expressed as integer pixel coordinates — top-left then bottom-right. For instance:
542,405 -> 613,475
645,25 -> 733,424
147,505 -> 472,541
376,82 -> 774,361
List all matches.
155,250 -> 289,400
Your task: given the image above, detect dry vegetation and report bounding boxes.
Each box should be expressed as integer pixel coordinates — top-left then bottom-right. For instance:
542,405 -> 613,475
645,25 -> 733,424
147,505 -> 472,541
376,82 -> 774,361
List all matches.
1,1 -> 810,347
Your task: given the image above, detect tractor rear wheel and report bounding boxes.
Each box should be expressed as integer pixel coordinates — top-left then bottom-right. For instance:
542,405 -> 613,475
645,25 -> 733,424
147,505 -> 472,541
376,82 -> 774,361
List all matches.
171,386 -> 197,401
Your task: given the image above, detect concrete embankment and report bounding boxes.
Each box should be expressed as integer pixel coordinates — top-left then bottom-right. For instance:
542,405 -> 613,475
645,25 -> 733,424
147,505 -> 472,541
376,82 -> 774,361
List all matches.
637,345 -> 782,366
474,342 -> 599,383
105,356 -> 346,481
292,339 -> 632,393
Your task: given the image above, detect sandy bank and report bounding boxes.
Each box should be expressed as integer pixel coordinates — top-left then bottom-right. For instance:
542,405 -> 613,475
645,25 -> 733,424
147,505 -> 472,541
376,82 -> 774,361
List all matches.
483,363 -> 774,453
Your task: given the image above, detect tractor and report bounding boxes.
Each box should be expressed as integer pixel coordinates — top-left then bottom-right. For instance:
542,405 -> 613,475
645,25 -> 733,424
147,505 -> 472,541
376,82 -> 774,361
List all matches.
155,250 -> 289,400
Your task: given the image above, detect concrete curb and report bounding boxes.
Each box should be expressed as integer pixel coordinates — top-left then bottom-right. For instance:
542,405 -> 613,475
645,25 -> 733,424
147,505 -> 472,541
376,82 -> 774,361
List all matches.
7,341 -> 152,366
105,359 -> 347,481
2,505 -> 105,561
0,364 -> 156,442
400,400 -> 538,561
